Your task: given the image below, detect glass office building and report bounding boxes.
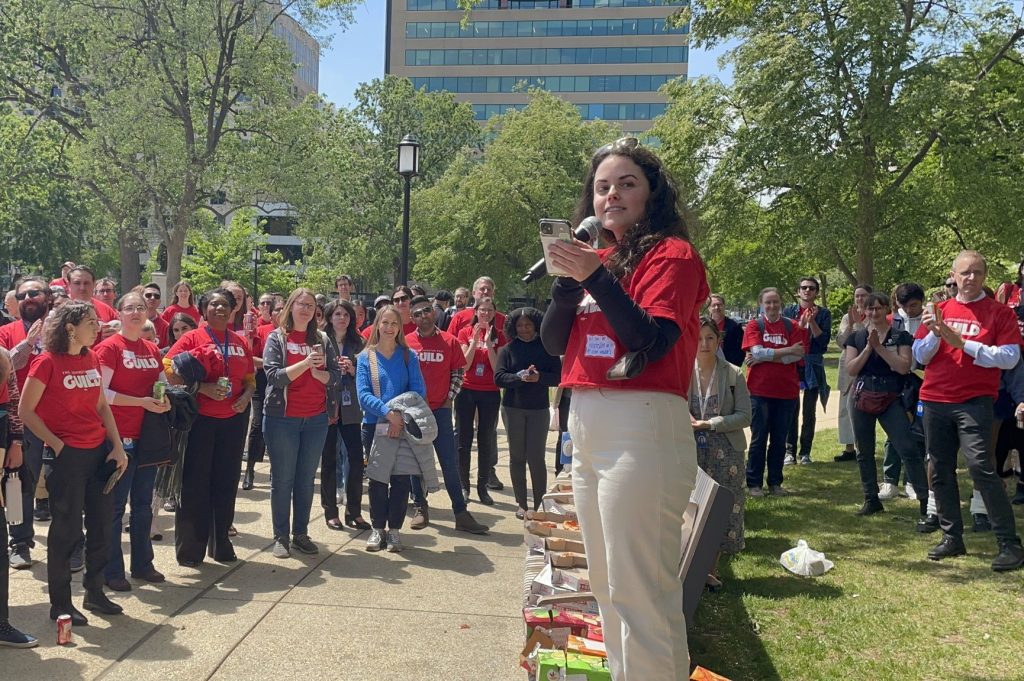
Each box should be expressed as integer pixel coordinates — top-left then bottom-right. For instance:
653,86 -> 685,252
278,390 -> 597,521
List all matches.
385,0 -> 688,131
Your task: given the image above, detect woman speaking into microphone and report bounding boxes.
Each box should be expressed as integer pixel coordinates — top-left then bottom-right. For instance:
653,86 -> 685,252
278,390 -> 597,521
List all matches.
541,138 -> 708,681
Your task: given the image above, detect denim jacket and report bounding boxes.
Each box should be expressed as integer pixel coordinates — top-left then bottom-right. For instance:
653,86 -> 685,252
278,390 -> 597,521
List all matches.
263,329 -> 342,419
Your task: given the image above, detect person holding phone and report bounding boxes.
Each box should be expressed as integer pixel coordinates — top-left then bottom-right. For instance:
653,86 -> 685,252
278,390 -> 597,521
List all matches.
261,288 -> 340,559
455,297 -> 507,505
164,287 -> 255,568
95,291 -> 171,592
19,301 -> 129,626
540,137 -> 708,680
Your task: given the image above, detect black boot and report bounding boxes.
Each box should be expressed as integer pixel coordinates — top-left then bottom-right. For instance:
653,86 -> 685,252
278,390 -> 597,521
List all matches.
50,604 -> 88,627
856,497 -> 884,516
241,467 -> 254,491
83,589 -> 123,615
917,514 -> 940,533
927,535 -> 967,561
972,513 -> 991,533
991,540 -> 1024,572
477,486 -> 494,506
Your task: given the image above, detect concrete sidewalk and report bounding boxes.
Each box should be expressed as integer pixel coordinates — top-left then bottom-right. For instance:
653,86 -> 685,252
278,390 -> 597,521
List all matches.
4,432 -> 534,680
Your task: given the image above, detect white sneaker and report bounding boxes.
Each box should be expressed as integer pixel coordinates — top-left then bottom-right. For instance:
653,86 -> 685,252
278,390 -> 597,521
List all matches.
878,482 -> 899,500
904,483 -> 916,499
783,454 -> 796,466
366,529 -> 385,552
386,530 -> 403,553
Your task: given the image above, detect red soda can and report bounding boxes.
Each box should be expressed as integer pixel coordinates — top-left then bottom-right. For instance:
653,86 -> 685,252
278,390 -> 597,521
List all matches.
243,312 -> 255,333
57,614 -> 72,645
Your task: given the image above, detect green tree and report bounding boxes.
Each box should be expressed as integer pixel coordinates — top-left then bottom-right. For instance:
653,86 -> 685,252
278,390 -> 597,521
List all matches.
409,90 -> 619,306
654,0 -> 1024,289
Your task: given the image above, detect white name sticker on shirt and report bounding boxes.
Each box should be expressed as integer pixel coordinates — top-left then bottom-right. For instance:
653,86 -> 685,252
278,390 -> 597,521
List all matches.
584,334 -> 616,358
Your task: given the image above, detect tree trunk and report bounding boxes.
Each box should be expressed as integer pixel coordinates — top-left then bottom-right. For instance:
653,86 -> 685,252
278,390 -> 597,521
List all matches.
118,221 -> 143,290
164,224 -> 187,293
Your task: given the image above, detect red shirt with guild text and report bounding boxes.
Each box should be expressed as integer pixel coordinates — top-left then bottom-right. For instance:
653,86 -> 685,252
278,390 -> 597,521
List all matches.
406,329 -> 465,409
27,351 -> 106,448
95,334 -> 163,439
741,318 -> 808,400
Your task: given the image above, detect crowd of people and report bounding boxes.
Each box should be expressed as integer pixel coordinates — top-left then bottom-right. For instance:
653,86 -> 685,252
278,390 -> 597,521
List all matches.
0,139 -> 1021,681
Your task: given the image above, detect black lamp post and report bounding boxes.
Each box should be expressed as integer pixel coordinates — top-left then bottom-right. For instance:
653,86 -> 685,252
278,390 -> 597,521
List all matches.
252,245 -> 262,301
396,133 -> 420,287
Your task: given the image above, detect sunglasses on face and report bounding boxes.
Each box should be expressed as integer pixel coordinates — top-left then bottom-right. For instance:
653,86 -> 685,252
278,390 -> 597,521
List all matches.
799,285 -> 818,291
945,282 -> 957,288
411,307 -> 432,318
392,295 -> 410,303
594,137 -> 639,160
15,289 -> 45,301
258,300 -> 273,306
144,292 -> 161,299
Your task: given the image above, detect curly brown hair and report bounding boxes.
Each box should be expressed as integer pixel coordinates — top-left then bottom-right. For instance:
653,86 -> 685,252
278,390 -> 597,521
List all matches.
43,301 -> 95,355
571,140 -> 695,281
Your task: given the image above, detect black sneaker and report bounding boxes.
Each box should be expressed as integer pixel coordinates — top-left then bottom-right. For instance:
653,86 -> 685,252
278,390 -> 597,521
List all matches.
0,621 -> 38,648
916,514 -> 940,533
33,499 -> 50,522
833,450 -> 858,462
972,513 -> 992,533
927,535 -> 967,561
991,540 -> 1024,572
9,544 -> 32,570
856,498 -> 884,516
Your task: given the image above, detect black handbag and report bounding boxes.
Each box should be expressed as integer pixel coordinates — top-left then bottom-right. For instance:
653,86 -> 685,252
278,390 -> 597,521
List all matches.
135,387 -> 199,468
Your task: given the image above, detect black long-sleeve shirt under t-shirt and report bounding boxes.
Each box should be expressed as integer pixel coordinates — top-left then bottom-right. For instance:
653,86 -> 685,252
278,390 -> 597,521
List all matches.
494,337 -> 562,410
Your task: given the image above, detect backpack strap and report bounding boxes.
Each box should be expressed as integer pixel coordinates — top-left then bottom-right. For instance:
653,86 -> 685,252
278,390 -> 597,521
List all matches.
367,350 -> 382,399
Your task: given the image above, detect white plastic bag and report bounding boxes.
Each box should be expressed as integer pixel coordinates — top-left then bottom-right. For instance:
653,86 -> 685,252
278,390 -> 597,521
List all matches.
780,539 -> 834,576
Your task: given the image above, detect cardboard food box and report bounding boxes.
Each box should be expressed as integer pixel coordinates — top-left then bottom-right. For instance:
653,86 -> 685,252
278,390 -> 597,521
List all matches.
538,650 -> 610,681
566,634 -> 608,659
543,490 -> 575,504
548,480 -> 573,493
548,551 -> 588,569
527,511 -> 574,524
523,607 -> 600,639
541,497 -> 578,519
525,519 -> 583,543
690,666 -> 733,681
531,564 -> 575,600
551,565 -> 591,592
544,537 -> 586,554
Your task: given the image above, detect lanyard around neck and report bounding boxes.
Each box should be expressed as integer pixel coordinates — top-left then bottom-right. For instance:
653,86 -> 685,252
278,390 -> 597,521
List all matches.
693,361 -> 716,420
206,326 -> 231,374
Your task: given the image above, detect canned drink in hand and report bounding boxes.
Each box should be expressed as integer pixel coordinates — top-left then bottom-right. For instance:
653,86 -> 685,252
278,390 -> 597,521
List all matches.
217,376 -> 232,397
57,614 -> 72,645
153,382 -> 166,401
243,312 -> 255,332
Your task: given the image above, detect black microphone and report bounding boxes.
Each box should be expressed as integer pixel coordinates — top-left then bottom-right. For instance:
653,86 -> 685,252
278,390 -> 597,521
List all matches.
521,216 -> 602,284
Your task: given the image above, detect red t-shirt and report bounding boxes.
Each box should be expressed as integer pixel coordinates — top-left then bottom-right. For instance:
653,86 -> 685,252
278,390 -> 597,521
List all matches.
149,315 -> 169,348
165,327 -> 254,418
279,330 -> 327,418
90,298 -> 119,323
95,334 -> 163,439
457,325 -> 507,392
360,321 -> 416,339
560,238 -> 709,398
406,328 -> 465,409
161,303 -> 201,324
27,351 -> 106,449
741,317 -> 807,400
252,323 -> 275,360
0,320 -> 42,391
915,296 -> 1021,403
49,278 -> 67,290
448,307 -> 507,339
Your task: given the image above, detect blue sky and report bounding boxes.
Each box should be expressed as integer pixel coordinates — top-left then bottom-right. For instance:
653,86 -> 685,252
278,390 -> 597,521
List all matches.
318,3 -> 733,109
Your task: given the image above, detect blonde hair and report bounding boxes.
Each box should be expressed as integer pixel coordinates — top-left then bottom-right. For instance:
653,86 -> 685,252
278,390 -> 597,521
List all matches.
366,306 -> 410,355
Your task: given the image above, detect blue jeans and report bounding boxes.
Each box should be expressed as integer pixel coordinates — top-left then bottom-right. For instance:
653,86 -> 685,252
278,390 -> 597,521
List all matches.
747,396 -> 797,489
411,407 -> 467,514
105,450 -> 157,580
264,413 -> 329,540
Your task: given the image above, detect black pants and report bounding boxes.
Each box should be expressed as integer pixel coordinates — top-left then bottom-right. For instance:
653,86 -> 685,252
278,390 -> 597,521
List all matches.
0,505 -> 9,622
787,386 -> 819,458
554,389 -> 571,474
245,376 -> 267,468
321,421 -> 364,520
455,388 -> 500,491
503,406 -> 548,510
852,398 -> 928,504
924,398 -> 1020,542
361,423 -> 411,530
175,410 -> 248,563
45,444 -> 113,607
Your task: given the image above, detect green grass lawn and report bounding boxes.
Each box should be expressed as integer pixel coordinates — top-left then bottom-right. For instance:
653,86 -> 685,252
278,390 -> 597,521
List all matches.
688,427 -> 1024,681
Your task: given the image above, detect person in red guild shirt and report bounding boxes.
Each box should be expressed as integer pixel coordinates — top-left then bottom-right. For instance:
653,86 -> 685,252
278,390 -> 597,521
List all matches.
447,276 -> 507,339
912,250 -> 1023,571
164,287 -> 255,567
141,283 -> 170,348
455,297 -> 506,505
742,287 -> 807,496
160,281 -> 201,324
19,301 -> 129,626
405,296 -> 488,534
95,291 -> 170,591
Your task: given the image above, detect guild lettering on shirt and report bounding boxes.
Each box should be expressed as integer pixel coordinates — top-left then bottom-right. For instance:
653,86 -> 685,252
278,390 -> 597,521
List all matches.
227,344 -> 247,357
943,318 -> 981,338
762,333 -> 786,345
286,342 -> 311,356
584,334 -> 616,359
63,369 -> 101,390
416,350 -> 446,364
122,350 -> 159,370
577,293 -> 601,316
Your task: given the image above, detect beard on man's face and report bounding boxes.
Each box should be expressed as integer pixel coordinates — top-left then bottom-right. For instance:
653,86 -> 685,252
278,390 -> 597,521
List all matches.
19,299 -> 47,323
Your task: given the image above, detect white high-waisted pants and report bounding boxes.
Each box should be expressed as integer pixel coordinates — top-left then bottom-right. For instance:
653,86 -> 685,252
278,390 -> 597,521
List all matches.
569,388 -> 697,681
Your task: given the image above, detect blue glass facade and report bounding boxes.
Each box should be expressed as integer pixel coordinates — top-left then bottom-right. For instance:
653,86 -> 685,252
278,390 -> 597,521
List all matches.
405,18 -> 687,39
406,46 -> 687,66
407,0 -> 681,9
412,73 -> 673,93
472,101 -> 666,121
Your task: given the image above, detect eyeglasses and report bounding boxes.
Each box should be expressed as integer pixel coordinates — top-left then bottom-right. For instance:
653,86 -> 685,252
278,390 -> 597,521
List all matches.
594,137 -> 639,159
799,285 -> 818,291
15,289 -> 45,301
392,295 -> 410,303
294,302 -> 316,311
258,300 -> 273,306
864,306 -> 885,312
96,288 -> 115,294
411,307 -> 432,318
143,292 -> 161,299
120,305 -> 146,313
944,282 -> 957,288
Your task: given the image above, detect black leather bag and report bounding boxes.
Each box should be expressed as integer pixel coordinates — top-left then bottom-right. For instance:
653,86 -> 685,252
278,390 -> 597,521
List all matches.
135,387 -> 199,468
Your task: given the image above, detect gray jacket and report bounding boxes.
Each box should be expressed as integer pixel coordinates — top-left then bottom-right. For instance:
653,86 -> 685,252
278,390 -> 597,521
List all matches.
262,329 -> 342,419
688,361 -> 752,453
365,391 -> 440,491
